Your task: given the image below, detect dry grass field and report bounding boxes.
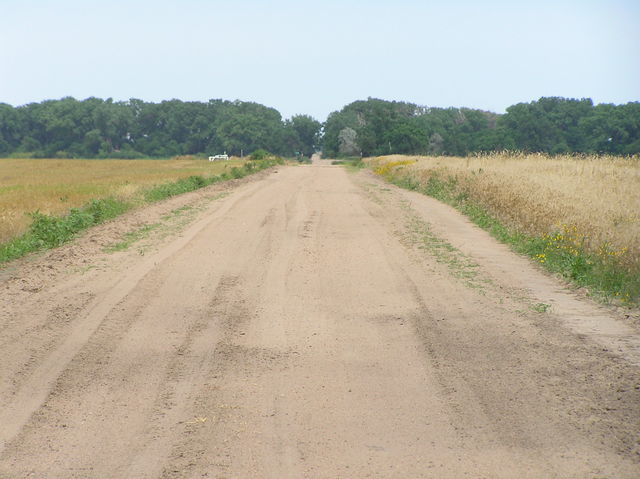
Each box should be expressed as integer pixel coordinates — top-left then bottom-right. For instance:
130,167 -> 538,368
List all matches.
367,153 -> 640,300
0,157 -> 245,244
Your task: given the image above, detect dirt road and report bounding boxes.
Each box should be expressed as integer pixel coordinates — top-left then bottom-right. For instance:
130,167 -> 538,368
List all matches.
1,161 -> 639,478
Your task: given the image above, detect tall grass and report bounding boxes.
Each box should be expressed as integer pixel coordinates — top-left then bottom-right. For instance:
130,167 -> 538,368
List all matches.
368,153 -> 640,305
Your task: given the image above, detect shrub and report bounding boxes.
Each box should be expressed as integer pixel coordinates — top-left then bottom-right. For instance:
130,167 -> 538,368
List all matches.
250,149 -> 270,161
144,175 -> 209,202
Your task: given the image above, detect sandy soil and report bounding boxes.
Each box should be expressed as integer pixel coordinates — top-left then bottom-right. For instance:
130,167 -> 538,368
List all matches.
0,160 -> 639,478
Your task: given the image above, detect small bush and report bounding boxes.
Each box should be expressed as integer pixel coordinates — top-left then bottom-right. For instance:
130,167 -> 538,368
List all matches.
250,149 -> 270,161
144,175 -> 209,202
83,198 -> 129,223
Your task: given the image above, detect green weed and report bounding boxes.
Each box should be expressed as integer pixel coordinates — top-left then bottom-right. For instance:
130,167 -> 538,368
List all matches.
404,211 -> 489,290
0,198 -> 130,263
532,302 -> 552,313
105,223 -> 160,252
336,157 -> 366,171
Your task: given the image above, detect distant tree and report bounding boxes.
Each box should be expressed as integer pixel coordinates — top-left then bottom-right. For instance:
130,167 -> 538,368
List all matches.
578,102 -> 640,154
0,103 -> 20,154
428,133 -> 444,154
321,109 -> 358,157
322,98 -> 504,157
499,97 -> 596,153
384,120 -> 427,154
216,101 -> 285,155
338,127 -> 359,156
283,115 -> 321,156
1,95 -> 637,159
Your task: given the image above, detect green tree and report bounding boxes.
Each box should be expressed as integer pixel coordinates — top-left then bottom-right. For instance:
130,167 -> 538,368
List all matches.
283,115 -> 321,156
500,97 -> 595,153
0,103 -> 20,154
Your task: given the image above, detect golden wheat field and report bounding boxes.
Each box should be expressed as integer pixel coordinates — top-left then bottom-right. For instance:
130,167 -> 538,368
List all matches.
367,153 -> 640,273
0,157 -> 245,244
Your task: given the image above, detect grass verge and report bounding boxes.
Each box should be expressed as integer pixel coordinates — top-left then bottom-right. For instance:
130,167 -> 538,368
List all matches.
376,169 -> 639,306
0,158 -> 282,264
334,157 -> 366,172
0,198 -> 130,263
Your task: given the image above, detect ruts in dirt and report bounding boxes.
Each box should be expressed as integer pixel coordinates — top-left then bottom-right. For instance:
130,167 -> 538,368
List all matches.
1,159 -> 639,478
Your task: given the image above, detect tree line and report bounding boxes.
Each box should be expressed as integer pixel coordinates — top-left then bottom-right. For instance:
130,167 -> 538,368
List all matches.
322,97 -> 640,157
0,97 -> 321,158
0,96 -> 638,159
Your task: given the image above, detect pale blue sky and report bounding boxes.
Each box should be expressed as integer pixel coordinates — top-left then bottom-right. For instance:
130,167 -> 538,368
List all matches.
1,0 -> 638,120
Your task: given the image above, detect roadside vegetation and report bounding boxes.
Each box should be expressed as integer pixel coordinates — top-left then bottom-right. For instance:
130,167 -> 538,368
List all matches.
367,153 -> 640,305
0,155 -> 283,264
331,157 -> 365,171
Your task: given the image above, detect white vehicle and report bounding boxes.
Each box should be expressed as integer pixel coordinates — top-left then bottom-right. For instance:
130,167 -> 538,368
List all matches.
208,154 -> 229,161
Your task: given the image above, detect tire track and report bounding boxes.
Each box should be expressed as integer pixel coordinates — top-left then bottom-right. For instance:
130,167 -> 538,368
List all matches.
0,178 -> 267,456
